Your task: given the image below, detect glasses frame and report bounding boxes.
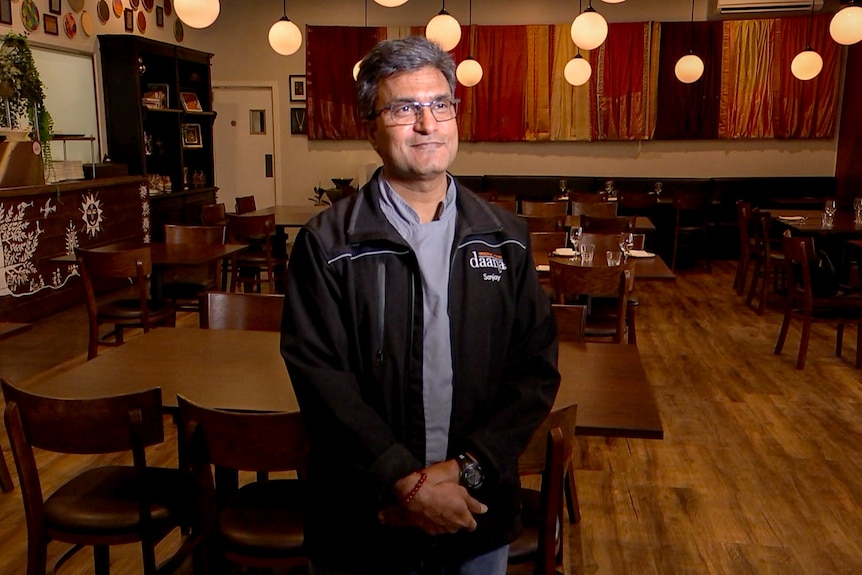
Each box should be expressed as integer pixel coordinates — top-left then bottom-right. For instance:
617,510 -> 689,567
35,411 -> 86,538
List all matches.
373,98 -> 461,125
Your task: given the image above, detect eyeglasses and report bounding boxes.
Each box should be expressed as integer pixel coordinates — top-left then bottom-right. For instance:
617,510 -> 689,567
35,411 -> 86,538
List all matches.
374,98 -> 460,125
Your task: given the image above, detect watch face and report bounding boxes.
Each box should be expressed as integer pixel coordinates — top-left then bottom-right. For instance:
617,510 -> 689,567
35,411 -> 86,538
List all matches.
463,465 -> 483,488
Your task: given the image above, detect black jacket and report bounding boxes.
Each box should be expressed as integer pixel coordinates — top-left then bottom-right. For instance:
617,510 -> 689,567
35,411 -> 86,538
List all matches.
281,173 -> 560,572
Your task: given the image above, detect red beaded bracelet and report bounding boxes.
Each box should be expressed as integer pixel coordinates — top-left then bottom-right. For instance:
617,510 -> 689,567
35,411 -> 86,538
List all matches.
401,472 -> 427,506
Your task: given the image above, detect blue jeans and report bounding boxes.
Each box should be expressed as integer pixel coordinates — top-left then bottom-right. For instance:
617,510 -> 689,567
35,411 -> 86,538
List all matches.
309,544 -> 509,575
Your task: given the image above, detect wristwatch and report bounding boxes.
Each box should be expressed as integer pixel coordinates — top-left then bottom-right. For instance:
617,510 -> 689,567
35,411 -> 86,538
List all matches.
457,452 -> 484,490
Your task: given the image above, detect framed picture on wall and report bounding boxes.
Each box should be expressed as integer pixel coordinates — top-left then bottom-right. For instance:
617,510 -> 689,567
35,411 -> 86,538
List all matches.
289,75 -> 306,102
124,8 -> 134,32
290,108 -> 307,135
0,0 -> 13,25
156,5 -> 164,27
48,0 -> 61,15
44,14 -> 59,35
182,124 -> 203,148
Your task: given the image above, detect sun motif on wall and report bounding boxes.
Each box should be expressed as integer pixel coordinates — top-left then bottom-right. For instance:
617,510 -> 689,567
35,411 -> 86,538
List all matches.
79,192 -> 104,237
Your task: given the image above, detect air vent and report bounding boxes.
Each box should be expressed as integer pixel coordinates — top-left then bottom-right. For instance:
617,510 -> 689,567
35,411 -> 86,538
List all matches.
717,0 -> 823,14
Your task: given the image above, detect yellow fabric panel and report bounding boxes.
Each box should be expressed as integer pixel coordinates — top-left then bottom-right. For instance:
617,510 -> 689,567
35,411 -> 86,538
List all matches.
719,19 -> 776,139
550,23 -> 594,141
525,25 -> 552,142
647,22 -> 661,140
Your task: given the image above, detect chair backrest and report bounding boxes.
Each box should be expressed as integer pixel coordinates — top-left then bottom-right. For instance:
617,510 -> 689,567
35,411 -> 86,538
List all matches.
75,246 -> 152,326
226,213 -> 276,247
618,191 -> 657,211
530,232 -> 567,266
200,291 -> 285,331
782,235 -> 817,306
673,192 -> 711,229
201,203 -> 228,226
579,232 -> 623,255
736,200 -> 752,248
569,192 -> 605,204
521,201 -> 567,217
521,215 -> 566,233
552,304 -> 587,343
489,198 -> 518,213
235,195 -> 258,214
165,224 -> 225,245
580,215 -> 633,233
177,394 -> 309,475
571,201 -> 618,217
548,260 -> 628,342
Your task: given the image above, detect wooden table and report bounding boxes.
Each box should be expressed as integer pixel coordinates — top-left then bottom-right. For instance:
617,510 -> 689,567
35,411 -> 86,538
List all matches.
29,329 -> 663,440
770,209 -> 862,236
548,254 -> 675,281
245,205 -> 328,228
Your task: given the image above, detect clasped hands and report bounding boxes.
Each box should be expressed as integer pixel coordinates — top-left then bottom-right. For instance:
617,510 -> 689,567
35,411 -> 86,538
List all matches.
378,459 -> 487,535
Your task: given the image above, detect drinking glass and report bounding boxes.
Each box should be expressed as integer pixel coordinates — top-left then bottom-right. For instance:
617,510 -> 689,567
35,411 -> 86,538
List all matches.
579,243 -> 595,265
654,181 -> 663,197
619,232 -> 634,258
855,198 -> 862,225
824,199 -> 837,227
606,251 -> 622,266
569,226 -> 582,255
558,179 -> 568,198
604,180 -> 615,198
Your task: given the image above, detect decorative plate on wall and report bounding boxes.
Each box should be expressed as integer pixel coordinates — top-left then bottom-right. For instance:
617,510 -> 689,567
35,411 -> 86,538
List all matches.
163,0 -> 171,16
112,0 -> 122,18
142,0 -> 153,12
68,0 -> 84,13
129,0 -> 139,9
97,0 -> 109,23
64,12 -> 76,38
137,10 -> 145,33
174,17 -> 183,42
80,9 -> 93,34
21,0 -> 38,31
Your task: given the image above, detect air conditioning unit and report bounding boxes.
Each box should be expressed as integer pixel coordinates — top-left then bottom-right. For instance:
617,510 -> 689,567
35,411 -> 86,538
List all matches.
717,0 -> 824,14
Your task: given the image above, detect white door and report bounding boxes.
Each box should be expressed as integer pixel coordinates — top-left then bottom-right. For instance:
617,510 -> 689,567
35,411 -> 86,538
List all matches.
212,86 -> 277,211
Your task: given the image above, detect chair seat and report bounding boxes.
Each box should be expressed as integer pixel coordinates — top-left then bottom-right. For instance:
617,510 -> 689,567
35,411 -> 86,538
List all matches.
508,488 -> 561,562
97,298 -> 175,322
45,466 -> 182,535
219,479 -> 305,556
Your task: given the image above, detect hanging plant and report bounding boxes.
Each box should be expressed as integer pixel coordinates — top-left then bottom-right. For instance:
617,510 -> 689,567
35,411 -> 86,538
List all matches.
0,32 -> 54,178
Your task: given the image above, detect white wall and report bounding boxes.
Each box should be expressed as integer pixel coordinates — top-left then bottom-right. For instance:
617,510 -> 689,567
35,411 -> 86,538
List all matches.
3,0 -> 842,205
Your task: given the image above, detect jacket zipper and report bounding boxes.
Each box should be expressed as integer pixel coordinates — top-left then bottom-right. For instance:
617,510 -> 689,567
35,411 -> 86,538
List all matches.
376,262 -> 385,367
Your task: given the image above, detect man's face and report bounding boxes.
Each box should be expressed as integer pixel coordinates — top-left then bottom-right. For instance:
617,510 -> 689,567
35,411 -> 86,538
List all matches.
366,66 -> 459,185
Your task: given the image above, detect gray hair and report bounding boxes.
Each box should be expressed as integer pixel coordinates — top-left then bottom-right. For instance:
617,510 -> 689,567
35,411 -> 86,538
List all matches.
356,36 -> 457,120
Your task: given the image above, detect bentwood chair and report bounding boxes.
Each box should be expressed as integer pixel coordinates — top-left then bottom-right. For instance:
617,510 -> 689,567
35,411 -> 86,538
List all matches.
1,379 -> 197,575
161,224 -> 226,310
199,291 -> 285,332
508,405 -> 578,575
226,213 -> 288,294
76,246 -> 176,360
549,259 -> 629,344
774,236 -> 862,370
234,195 -> 257,215
578,232 -> 638,344
177,395 -> 308,572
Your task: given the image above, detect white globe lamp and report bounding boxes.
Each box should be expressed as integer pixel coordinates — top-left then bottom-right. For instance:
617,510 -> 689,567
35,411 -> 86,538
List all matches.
791,48 -> 823,81
374,0 -> 408,6
564,54 -> 592,87
571,7 -> 608,51
601,0 -> 626,3
830,5 -> 862,46
426,10 -> 462,51
269,17 -> 303,56
174,0 -> 220,29
457,57 -> 483,87
353,60 -> 363,81
674,53 -> 704,84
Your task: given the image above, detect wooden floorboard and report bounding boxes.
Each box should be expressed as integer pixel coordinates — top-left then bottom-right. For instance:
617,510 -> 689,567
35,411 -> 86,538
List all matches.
2,261 -> 862,573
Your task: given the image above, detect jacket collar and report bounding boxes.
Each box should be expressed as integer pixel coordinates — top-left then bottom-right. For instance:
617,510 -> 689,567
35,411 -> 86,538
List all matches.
345,167 -> 505,245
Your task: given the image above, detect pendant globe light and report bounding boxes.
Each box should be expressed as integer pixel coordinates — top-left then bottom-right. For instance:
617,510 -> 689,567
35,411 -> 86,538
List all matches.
601,0 -> 626,3
564,52 -> 592,86
374,0 -> 408,6
174,0 -> 219,29
269,0 -> 303,56
571,0 -> 608,52
456,0 -> 483,86
830,1 -> 862,46
792,2 -> 823,81
426,1 -> 461,51
675,0 -> 704,83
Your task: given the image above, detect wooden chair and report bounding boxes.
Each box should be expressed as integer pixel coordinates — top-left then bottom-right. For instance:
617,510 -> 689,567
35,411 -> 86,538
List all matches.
508,405 -> 577,575
76,246 -> 176,360
549,259 -> 629,344
521,200 -> 567,217
1,379 -> 197,575
580,215 -> 633,234
199,291 -> 284,331
201,203 -> 227,226
488,198 -> 518,213
552,304 -> 586,343
617,190 -> 657,220
177,394 -> 308,573
774,236 -> 862,370
569,192 -> 605,204
578,232 -> 638,344
521,215 -> 566,233
746,210 -> 785,315
226,213 -> 288,294
234,196 -> 257,215
161,224 -> 226,310
672,192 -> 712,272
733,200 -> 754,295
570,201 -> 617,217
530,231 -> 568,268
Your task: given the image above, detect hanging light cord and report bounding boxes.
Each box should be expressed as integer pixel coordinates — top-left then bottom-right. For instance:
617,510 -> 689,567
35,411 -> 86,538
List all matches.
689,0 -> 694,54
282,0 -> 287,18
805,1 -> 814,50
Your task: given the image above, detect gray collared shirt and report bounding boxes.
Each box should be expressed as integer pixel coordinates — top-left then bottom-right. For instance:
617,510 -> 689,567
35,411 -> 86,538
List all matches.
378,173 -> 457,466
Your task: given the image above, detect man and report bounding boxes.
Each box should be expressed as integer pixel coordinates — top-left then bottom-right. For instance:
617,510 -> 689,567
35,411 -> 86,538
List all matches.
281,35 -> 560,575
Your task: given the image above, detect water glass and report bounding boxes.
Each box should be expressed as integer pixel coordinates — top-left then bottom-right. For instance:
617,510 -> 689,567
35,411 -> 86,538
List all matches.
654,181 -> 663,197
580,243 -> 595,265
558,179 -> 568,198
823,199 -> 837,227
569,226 -> 582,252
855,197 -> 862,224
619,232 -> 634,258
606,250 -> 622,266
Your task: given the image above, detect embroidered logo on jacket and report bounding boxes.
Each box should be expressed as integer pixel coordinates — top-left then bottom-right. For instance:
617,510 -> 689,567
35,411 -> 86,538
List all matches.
469,250 -> 507,282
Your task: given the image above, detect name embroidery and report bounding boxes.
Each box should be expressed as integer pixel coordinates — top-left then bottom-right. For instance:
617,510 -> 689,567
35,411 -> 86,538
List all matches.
469,250 -> 507,281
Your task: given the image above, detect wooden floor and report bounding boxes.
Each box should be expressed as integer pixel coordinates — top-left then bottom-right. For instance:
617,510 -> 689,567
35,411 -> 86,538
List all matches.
2,261 -> 862,574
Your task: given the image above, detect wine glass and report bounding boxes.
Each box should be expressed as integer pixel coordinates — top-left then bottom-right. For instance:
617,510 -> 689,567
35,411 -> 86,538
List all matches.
654,181 -> 663,198
619,232 -> 634,258
604,180 -> 615,198
558,179 -> 568,199
824,199 -> 837,217
569,226 -> 582,258
854,197 -> 862,224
